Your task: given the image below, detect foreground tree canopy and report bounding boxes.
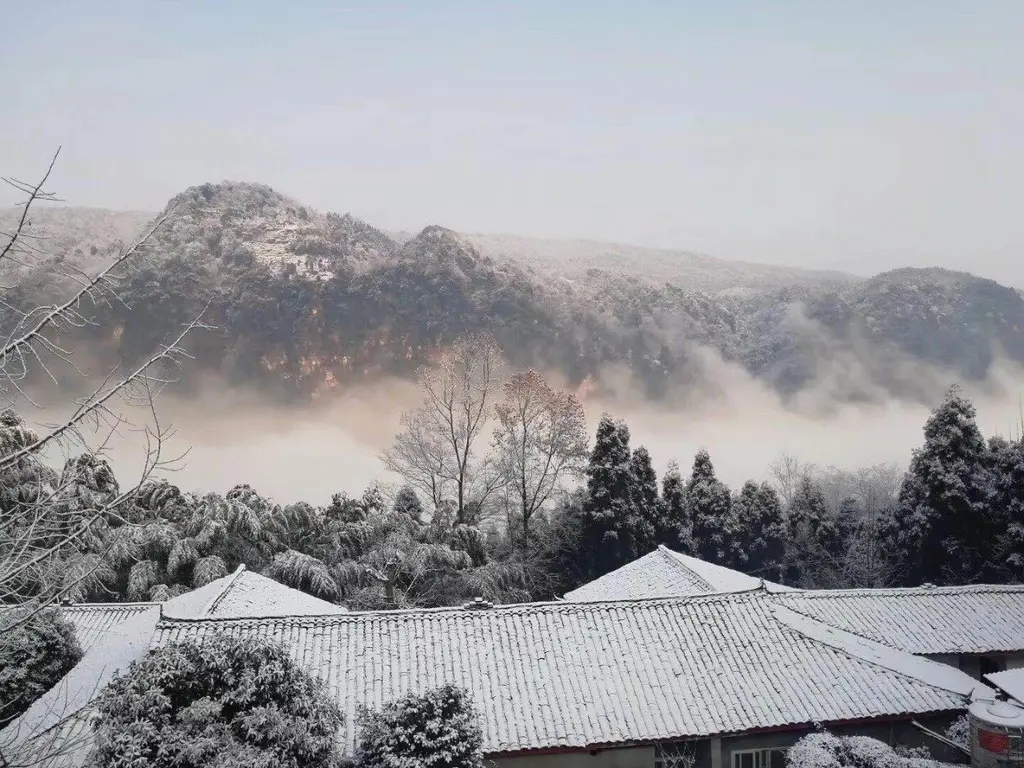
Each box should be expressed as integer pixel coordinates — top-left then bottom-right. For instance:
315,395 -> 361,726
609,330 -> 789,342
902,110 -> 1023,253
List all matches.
86,634 -> 343,768
0,606 -> 83,728
355,684 -> 485,768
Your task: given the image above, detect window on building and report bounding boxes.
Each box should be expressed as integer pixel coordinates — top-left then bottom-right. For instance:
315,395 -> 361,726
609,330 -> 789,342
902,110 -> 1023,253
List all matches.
732,748 -> 787,768
655,741 -> 697,768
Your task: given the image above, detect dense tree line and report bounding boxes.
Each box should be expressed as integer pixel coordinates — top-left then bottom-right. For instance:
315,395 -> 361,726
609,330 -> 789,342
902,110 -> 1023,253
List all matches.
4,376 -> 1020,616
562,384 -> 1024,589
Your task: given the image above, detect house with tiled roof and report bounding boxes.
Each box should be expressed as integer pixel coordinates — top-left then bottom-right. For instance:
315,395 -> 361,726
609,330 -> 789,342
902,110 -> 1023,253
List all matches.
5,555 -> 1019,768
0,565 -> 343,767
773,584 -> 1024,679
149,590 -> 987,767
564,546 -> 1024,680
6,584 -> 993,768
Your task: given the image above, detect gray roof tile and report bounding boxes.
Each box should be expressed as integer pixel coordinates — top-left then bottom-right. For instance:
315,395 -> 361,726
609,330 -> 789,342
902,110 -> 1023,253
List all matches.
153,592 -> 979,755
564,546 -> 796,602
774,584 -> 1024,654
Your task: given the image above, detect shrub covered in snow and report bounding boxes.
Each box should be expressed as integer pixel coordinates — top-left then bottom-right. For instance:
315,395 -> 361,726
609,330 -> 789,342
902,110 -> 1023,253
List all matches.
786,732 -> 960,768
0,607 -> 83,726
355,684 -> 484,768
944,715 -> 970,752
86,633 -> 343,768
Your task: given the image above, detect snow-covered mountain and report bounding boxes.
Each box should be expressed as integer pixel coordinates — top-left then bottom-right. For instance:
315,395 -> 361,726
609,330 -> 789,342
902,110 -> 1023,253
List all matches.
3,182 -> 1022,405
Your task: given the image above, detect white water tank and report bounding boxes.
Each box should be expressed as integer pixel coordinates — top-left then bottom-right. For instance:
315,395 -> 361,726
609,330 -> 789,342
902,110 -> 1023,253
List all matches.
970,699 -> 1024,768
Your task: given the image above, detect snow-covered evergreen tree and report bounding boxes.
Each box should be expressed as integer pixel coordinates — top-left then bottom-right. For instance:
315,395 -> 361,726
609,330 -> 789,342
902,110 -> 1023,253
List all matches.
629,446 -> 660,554
356,684 -> 484,768
887,385 -> 995,585
730,481 -> 786,579
581,414 -> 637,576
686,449 -> 733,563
784,475 -> 843,586
988,435 -> 1024,579
661,461 -> 692,553
392,484 -> 425,523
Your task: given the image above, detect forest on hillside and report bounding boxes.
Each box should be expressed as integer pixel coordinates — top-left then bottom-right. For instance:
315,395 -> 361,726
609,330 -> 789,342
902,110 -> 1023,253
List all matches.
5,181 -> 1024,408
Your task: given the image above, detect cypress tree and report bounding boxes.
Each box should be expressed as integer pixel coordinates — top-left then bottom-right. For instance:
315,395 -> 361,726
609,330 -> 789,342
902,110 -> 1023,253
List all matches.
661,461 -> 692,553
730,481 -> 786,579
629,446 -> 661,553
581,414 -> 636,576
889,385 -> 994,585
686,449 -> 733,563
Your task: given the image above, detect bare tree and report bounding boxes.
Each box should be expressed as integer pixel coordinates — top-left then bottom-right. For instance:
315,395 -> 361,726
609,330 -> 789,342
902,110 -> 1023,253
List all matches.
1,152 -> 204,614
492,370 -> 589,550
786,463 -> 902,588
768,451 -> 816,508
0,152 -> 207,766
381,332 -> 505,525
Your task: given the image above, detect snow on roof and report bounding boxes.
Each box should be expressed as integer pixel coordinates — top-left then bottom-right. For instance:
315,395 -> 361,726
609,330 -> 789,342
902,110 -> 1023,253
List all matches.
563,546 -> 796,602
161,564 -> 346,619
55,603 -> 158,653
774,584 -> 1024,655
0,605 -> 160,759
153,591 -> 975,756
0,570 -> 346,764
563,547 -> 716,601
661,547 -> 798,594
770,605 -> 990,700
2,708 -> 93,768
985,669 -> 1024,706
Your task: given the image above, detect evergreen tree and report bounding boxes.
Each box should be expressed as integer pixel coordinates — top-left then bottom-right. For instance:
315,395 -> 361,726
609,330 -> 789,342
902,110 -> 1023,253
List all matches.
730,481 -> 787,580
988,435 -> 1024,579
888,385 -> 994,585
356,684 -> 484,768
392,485 -> 425,523
661,461 -> 692,553
686,449 -> 733,563
784,475 -> 841,585
629,446 -> 661,553
581,414 -> 637,577
87,635 -> 342,768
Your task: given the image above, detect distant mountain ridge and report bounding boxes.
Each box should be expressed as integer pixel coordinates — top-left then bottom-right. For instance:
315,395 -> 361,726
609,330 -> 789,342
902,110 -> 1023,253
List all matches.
2,182 -> 1022,405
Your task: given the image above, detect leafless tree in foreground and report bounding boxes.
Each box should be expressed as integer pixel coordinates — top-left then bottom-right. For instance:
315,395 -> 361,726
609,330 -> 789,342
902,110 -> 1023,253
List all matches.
381,332 -> 506,525
0,149 -> 206,618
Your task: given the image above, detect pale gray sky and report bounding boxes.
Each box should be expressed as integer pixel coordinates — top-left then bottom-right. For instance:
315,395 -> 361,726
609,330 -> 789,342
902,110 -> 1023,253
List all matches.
2,1 -> 1022,284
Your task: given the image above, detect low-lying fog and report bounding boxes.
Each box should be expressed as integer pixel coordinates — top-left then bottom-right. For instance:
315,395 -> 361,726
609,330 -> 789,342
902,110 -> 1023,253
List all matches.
47,351 -> 1023,507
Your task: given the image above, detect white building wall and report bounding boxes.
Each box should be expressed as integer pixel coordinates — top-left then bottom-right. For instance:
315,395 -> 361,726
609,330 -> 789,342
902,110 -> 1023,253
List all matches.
495,746 -> 655,768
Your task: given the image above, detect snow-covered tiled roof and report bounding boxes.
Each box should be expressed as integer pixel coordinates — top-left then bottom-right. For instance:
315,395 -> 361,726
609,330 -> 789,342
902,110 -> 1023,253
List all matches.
563,546 -> 796,602
774,584 -> 1024,655
153,591 -> 981,756
660,548 -> 798,593
985,669 -> 1024,706
58,603 -> 159,653
0,570 -> 346,765
162,566 -> 344,619
563,547 -> 715,601
1,606 -> 160,761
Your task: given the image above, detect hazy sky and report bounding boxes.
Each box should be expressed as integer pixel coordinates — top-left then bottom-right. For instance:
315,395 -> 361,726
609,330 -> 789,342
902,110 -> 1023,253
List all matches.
3,1 -> 1022,283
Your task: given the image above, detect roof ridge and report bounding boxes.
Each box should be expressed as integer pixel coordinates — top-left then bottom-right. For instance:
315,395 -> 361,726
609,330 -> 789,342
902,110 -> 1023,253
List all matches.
777,583 -> 1024,598
770,603 -> 986,699
65,601 -> 160,609
655,546 -> 717,591
201,563 -> 247,616
156,588 -> 772,626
